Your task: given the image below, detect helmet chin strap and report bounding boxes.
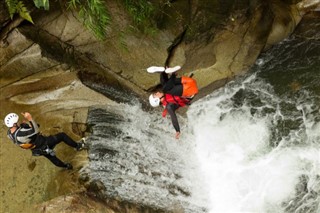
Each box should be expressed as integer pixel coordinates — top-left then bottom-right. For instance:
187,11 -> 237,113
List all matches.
159,95 -> 165,102
159,95 -> 165,105
9,124 -> 18,133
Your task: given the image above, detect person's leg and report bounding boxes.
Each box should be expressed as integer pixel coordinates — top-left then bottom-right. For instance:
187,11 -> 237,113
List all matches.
160,72 -> 169,85
43,154 -> 71,168
161,72 -> 182,85
161,73 -> 183,96
46,132 -> 78,149
166,85 -> 183,96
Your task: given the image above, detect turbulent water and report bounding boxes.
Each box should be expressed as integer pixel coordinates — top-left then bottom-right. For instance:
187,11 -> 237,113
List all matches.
187,17 -> 320,212
84,104 -> 207,212
83,17 -> 320,213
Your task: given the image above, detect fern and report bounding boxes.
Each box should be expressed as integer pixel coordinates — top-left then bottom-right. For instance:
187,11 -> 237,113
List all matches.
16,1 -> 34,23
5,0 -> 34,23
5,0 -> 18,19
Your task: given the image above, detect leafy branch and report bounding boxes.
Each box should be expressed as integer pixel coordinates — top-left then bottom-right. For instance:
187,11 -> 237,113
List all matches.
68,0 -> 110,40
5,0 -> 110,40
5,0 -> 158,39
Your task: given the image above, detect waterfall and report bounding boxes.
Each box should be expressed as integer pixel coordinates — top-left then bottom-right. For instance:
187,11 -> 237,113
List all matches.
187,19 -> 320,212
82,17 -> 320,213
84,104 -> 207,212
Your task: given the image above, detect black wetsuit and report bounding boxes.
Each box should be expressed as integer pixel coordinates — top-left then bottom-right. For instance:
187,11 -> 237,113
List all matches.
160,72 -> 183,96
160,72 -> 185,133
7,119 -> 79,168
165,103 -> 181,132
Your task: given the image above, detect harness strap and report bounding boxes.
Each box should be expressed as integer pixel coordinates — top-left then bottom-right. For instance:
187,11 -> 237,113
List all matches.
172,95 -> 180,105
8,127 -> 36,149
8,127 -> 21,145
172,95 -> 190,106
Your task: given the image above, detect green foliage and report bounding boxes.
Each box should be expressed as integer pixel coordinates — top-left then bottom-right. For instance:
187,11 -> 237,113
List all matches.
5,0 -> 34,23
4,0 -> 156,39
33,0 -> 50,10
5,0 -> 110,39
122,0 -> 156,33
5,0 -> 17,18
68,0 -> 111,40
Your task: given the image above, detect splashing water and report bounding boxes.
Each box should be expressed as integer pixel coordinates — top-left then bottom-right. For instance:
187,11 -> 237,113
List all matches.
188,74 -> 320,212
187,19 -> 320,212
85,103 -> 207,212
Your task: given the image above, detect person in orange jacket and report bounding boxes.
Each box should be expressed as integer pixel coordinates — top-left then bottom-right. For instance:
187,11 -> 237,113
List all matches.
147,66 -> 198,139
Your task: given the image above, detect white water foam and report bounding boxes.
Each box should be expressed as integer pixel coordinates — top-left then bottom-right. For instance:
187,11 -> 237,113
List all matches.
187,75 -> 320,212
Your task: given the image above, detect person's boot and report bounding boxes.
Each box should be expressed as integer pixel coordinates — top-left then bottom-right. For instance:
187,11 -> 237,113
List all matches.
65,163 -> 73,170
165,66 -> 181,74
147,66 -> 165,73
76,137 -> 88,151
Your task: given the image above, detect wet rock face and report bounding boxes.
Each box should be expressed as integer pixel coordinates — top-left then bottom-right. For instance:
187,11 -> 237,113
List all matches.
0,1 -> 9,26
0,0 -> 310,99
297,0 -> 320,11
0,29 -> 59,87
36,191 -> 171,213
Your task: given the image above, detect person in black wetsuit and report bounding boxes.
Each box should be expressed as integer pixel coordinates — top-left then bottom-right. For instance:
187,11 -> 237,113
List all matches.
148,66 -> 198,139
4,112 -> 86,170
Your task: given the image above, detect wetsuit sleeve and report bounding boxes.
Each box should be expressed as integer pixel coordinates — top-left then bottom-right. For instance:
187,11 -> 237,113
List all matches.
16,119 -> 40,143
166,103 -> 180,132
29,119 -> 40,134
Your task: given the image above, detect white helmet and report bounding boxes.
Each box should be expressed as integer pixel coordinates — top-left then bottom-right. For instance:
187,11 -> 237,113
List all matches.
4,113 -> 19,128
149,94 -> 160,107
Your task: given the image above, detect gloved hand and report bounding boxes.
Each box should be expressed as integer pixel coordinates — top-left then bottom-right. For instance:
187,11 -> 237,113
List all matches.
21,112 -> 32,121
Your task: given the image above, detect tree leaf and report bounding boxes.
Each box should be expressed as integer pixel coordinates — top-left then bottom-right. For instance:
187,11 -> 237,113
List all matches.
33,0 -> 50,10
